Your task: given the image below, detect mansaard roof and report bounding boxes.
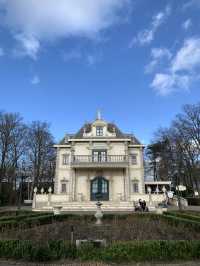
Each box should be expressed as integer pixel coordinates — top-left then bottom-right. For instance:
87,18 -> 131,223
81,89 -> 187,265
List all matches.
58,121 -> 141,145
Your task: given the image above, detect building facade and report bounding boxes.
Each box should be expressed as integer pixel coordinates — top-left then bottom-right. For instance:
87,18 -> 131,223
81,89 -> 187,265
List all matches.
33,113 -> 166,212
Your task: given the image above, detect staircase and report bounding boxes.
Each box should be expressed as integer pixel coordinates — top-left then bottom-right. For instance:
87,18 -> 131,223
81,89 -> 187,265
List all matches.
40,201 -> 135,213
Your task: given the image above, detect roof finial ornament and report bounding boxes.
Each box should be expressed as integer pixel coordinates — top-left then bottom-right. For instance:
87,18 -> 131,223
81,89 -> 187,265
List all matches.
96,109 -> 102,120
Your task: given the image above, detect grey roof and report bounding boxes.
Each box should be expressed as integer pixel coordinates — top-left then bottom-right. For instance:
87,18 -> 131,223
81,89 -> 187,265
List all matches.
59,122 -> 141,145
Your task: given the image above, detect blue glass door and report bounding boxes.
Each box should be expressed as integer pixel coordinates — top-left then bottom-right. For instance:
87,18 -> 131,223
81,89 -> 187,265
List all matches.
91,177 -> 109,201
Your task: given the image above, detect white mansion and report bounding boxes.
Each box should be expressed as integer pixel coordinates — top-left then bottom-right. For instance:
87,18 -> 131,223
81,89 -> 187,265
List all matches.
33,113 -> 168,212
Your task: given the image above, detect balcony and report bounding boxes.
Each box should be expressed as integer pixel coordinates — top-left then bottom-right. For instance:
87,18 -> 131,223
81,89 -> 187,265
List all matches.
71,155 -> 129,168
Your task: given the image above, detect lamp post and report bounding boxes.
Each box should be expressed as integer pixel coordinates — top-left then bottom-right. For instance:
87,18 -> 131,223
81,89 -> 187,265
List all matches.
18,161 -> 26,210
174,170 -> 186,211
147,186 -> 153,207
162,186 -> 167,205
174,170 -> 181,211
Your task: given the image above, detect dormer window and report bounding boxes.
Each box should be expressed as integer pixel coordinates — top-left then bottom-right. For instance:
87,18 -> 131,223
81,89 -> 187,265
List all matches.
96,126 -> 103,136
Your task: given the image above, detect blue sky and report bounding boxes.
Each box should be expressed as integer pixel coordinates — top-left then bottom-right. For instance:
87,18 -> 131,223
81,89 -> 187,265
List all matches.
0,0 -> 200,144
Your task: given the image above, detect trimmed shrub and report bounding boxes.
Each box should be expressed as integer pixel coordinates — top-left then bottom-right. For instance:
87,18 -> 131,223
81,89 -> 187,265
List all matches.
0,212 -> 47,222
0,240 -> 199,262
0,210 -> 33,217
165,211 -> 200,223
186,197 -> 200,206
0,213 -> 96,232
162,214 -> 200,231
96,241 -> 200,263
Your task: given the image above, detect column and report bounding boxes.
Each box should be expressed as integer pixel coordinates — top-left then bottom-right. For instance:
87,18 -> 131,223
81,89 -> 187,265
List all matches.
69,167 -> 73,201
70,144 -> 75,201
123,168 -> 127,201
54,148 -> 60,194
73,169 -> 76,201
124,142 -> 129,201
86,173 -> 90,201
109,173 -> 113,201
126,167 -> 131,201
140,147 -> 145,194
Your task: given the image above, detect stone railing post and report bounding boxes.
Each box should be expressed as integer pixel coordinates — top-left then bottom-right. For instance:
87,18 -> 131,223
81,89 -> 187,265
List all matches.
32,187 -> 38,209
48,187 -> 52,206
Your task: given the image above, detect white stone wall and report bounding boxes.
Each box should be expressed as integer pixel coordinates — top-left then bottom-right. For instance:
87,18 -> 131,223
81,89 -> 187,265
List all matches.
74,169 -> 125,201
54,140 -> 145,200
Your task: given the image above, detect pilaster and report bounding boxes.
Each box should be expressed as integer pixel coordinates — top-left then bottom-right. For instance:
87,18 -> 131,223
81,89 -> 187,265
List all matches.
109,172 -> 113,201
140,147 -> 145,194
54,147 -> 60,194
125,167 -> 130,201
73,169 -> 76,201
87,172 -> 90,201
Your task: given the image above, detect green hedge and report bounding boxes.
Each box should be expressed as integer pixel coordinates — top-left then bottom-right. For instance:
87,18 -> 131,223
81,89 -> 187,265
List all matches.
186,197 -> 200,206
0,213 -> 161,232
0,240 -> 75,261
0,212 -> 48,222
1,212 -> 200,233
165,211 -> 200,223
0,213 -> 96,231
0,240 -> 199,262
162,213 -> 200,231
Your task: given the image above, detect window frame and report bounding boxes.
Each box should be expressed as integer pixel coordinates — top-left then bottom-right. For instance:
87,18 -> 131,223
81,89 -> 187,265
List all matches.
130,154 -> 137,165
131,180 -> 139,193
61,180 -> 69,194
96,126 -> 103,136
62,154 -> 69,165
92,150 -> 107,162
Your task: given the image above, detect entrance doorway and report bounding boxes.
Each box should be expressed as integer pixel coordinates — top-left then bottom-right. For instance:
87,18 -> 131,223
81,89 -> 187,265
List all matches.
91,177 -> 109,201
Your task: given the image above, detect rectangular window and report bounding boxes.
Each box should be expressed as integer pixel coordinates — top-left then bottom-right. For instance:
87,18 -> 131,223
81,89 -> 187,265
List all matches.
62,154 -> 69,165
61,181 -> 68,193
61,183 -> 66,193
132,181 -> 139,193
92,150 -> 107,162
130,154 -> 137,165
96,126 -> 103,136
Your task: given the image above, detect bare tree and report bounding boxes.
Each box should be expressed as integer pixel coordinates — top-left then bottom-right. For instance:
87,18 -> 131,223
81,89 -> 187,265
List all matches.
27,121 -> 55,192
149,103 -> 200,196
0,112 -> 25,180
0,112 -> 56,205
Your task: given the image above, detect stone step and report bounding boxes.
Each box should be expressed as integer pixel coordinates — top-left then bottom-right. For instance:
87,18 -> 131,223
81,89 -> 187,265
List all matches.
43,203 -> 133,206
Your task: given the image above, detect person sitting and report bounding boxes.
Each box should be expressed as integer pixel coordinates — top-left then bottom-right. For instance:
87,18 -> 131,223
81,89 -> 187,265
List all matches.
142,200 -> 149,212
134,199 -> 142,211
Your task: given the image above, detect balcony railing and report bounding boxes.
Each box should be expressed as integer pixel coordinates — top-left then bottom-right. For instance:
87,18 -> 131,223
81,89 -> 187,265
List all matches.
71,155 -> 129,166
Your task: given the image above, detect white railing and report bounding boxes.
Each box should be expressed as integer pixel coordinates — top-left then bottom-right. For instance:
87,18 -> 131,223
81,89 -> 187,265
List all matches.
71,155 -> 129,164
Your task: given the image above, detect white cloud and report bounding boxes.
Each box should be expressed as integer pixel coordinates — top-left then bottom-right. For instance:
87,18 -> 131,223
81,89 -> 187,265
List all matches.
151,73 -> 190,96
130,6 -> 171,47
151,48 -> 172,60
150,37 -> 200,95
182,19 -> 192,30
171,38 -> 200,73
145,47 -> 172,73
62,48 -> 102,66
0,0 -> 130,59
0,47 -> 4,56
31,75 -> 40,85
13,34 -> 40,60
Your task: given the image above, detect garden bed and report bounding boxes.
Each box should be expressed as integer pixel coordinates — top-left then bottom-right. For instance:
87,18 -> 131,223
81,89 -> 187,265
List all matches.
1,213 -> 200,241
0,240 -> 200,263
